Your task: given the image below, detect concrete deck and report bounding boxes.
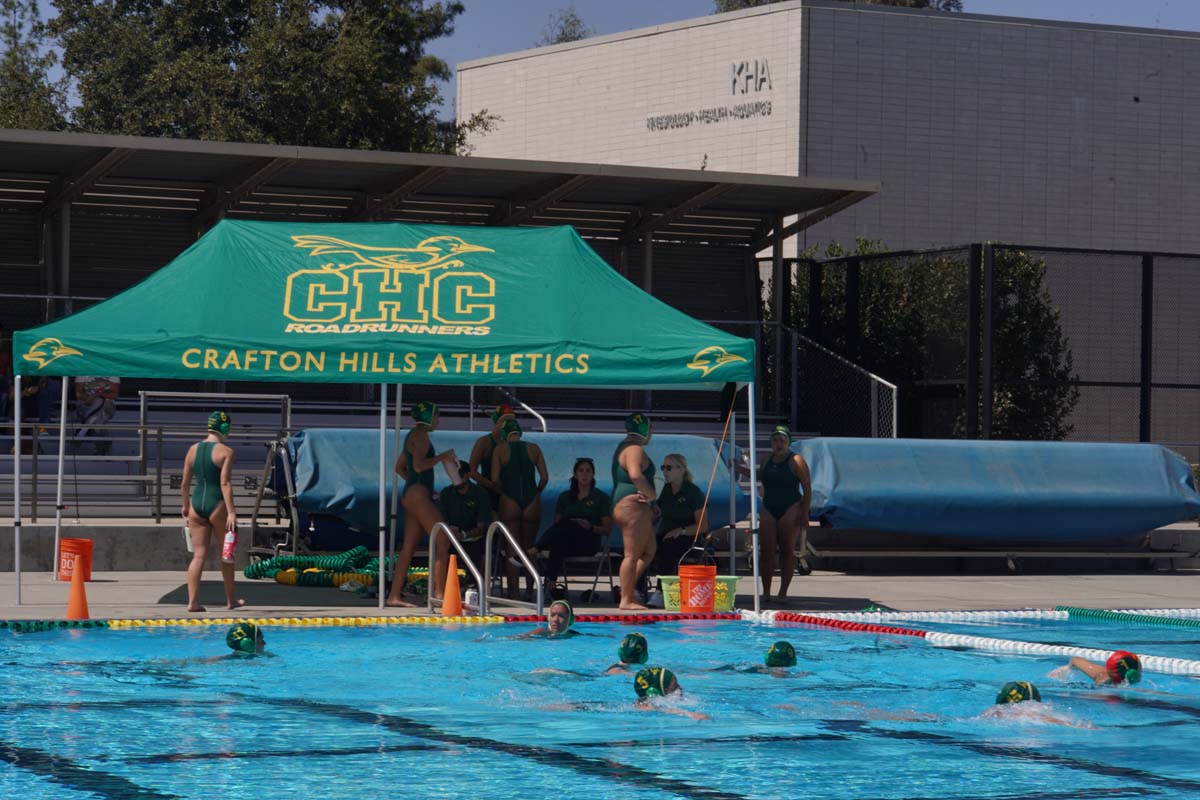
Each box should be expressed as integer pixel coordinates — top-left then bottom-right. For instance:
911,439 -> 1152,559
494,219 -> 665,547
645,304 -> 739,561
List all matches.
2,567 -> 1197,621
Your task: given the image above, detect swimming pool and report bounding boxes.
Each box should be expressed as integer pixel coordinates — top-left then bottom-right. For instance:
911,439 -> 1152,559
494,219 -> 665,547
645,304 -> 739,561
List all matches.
3,616 -> 1199,799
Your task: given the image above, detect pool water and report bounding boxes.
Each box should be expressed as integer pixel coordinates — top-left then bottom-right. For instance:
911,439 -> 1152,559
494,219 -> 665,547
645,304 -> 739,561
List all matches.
2,618 -> 1199,799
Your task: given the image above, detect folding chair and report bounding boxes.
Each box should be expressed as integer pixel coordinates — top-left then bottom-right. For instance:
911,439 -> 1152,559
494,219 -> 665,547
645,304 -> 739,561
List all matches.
560,527 -> 622,605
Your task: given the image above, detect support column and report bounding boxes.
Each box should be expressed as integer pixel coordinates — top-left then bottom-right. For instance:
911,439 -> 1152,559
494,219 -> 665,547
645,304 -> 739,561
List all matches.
966,243 -> 982,438
642,236 -> 653,409
60,205 -> 71,316
982,243 -> 995,439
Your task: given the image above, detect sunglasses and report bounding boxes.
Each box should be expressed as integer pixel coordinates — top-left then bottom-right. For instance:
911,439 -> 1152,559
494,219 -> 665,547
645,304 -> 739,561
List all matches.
661,464 -> 675,471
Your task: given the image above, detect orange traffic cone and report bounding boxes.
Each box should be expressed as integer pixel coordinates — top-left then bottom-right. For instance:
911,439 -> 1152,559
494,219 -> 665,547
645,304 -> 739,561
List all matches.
66,553 -> 90,620
441,554 -> 463,616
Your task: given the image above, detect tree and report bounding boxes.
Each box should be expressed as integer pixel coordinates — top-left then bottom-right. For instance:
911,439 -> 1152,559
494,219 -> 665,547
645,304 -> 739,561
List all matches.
534,5 -> 595,46
715,0 -> 962,12
46,0 -> 496,154
782,239 -> 1079,440
0,0 -> 67,130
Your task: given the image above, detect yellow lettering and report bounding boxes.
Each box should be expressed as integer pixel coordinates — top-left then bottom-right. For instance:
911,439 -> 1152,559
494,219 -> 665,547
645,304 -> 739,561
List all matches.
470,353 -> 488,373
369,352 -> 385,373
432,271 -> 495,325
450,353 -> 468,373
430,353 -> 448,373
182,348 -> 201,368
339,352 -> 359,372
305,352 -> 324,372
280,351 -> 302,372
508,353 -> 524,373
285,268 -> 348,322
575,353 -> 589,374
243,350 -> 259,370
260,350 -> 277,370
404,353 -> 417,372
554,353 -> 575,374
203,349 -> 219,370
491,354 -> 507,374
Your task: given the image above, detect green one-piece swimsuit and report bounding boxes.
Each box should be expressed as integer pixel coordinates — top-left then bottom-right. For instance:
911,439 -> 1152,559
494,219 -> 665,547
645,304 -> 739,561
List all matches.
500,440 -> 538,509
190,441 -> 223,516
611,441 -> 656,505
403,430 -> 435,495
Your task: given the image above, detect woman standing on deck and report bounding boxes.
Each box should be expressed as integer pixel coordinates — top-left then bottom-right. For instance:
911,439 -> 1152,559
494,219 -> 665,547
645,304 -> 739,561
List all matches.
611,413 -> 657,610
491,419 -> 549,600
468,404 -> 514,510
181,410 -> 243,612
387,401 -> 458,608
758,424 -> 811,601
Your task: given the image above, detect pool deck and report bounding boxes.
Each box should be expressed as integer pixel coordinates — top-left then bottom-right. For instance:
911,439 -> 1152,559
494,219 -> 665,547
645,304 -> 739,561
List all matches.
1,566 -> 1197,621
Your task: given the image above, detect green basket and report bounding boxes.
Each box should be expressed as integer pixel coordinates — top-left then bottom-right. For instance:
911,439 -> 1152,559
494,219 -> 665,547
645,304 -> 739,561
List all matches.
661,575 -> 738,612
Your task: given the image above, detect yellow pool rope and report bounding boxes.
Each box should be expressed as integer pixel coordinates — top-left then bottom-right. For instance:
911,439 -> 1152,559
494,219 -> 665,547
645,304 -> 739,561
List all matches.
105,615 -> 507,628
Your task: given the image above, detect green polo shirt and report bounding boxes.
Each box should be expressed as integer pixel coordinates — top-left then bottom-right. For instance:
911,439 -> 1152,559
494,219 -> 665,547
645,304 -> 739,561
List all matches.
554,488 -> 612,527
657,481 -> 704,536
438,483 -> 492,539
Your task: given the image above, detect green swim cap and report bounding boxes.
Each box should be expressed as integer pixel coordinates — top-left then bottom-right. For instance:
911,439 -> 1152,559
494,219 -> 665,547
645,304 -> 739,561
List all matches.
225,622 -> 262,654
765,640 -> 797,667
634,667 -> 678,698
547,599 -> 574,635
207,410 -> 231,436
618,633 -> 649,664
411,401 -> 438,425
995,681 -> 1041,705
625,412 -> 651,439
771,424 -> 791,441
501,419 -> 522,440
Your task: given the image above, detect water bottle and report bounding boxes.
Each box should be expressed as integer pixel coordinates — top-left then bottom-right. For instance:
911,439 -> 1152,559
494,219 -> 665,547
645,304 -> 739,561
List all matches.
183,521 -> 194,554
220,526 -> 237,564
464,588 -> 479,610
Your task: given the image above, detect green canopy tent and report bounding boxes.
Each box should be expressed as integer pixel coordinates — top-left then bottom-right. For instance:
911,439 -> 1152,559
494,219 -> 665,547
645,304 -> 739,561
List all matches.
11,220 -> 763,609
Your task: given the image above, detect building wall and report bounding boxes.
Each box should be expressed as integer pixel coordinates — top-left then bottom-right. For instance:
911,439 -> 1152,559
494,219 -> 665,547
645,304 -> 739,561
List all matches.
458,4 -> 803,176
458,0 -> 1200,253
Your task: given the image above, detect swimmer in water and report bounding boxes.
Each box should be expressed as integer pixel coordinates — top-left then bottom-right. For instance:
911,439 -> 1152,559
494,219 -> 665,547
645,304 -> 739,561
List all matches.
520,599 -> 580,639
604,632 -> 649,674
983,681 -> 1093,728
706,640 -> 809,678
225,622 -> 267,656
634,666 -> 709,720
1049,650 -> 1142,687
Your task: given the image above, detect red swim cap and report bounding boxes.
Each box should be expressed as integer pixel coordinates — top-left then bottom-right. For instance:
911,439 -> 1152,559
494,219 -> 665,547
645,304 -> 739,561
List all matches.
1105,650 -> 1141,684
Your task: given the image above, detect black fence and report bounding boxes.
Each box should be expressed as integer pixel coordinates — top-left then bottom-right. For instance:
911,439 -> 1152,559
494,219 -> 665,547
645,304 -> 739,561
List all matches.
776,244 -> 1199,452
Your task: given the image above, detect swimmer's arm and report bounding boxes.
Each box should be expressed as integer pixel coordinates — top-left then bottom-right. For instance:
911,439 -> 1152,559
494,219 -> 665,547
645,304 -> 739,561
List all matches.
218,446 -> 237,526
532,444 -> 549,493
636,704 -> 710,721
791,453 -> 812,524
468,437 -> 501,494
622,445 -> 655,502
393,453 -> 408,480
604,663 -> 631,675
1069,657 -> 1111,685
408,430 -> 451,472
180,444 -> 195,516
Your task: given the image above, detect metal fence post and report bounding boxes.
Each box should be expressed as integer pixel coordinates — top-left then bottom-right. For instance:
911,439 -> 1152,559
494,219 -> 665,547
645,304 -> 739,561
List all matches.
982,243 -> 995,439
966,243 -> 983,438
790,329 -> 799,428
155,427 -> 163,522
31,427 -> 39,522
1140,254 -> 1154,442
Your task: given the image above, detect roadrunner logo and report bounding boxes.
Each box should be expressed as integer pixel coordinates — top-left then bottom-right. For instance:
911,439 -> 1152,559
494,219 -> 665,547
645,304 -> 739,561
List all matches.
22,337 -> 82,368
686,345 -> 747,377
283,234 -> 497,335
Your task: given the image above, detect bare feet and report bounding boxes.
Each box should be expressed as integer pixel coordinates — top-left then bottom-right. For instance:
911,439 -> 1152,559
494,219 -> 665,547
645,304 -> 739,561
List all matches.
187,604 -> 207,612
386,597 -> 418,608
619,602 -> 648,611
227,598 -> 246,610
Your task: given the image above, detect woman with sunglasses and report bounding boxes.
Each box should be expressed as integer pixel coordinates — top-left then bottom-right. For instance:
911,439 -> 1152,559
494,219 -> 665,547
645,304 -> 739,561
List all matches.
758,424 -> 811,601
654,453 -> 707,586
539,457 -> 612,600
611,412 -> 657,610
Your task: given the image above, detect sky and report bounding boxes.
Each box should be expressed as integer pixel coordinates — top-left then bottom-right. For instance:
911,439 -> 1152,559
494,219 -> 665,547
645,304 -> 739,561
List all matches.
427,0 -> 1197,116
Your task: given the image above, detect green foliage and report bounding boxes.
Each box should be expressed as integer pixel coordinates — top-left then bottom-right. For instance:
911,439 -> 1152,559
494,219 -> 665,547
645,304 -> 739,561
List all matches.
535,5 -> 595,46
0,0 -> 67,130
44,0 -> 496,153
715,0 -> 962,12
785,240 -> 1079,440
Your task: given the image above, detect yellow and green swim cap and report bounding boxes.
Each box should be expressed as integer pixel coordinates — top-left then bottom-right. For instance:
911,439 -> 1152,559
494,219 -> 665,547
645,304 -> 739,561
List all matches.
207,410 -> 231,436
634,666 -> 678,698
995,681 -> 1041,704
625,413 -> 651,439
765,640 -> 797,667
225,622 -> 262,654
501,419 -> 522,440
411,401 -> 438,425
618,633 -> 649,664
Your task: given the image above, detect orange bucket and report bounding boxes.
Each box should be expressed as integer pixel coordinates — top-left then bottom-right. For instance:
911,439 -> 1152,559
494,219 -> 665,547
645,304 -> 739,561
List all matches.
58,538 -> 93,582
677,563 -> 717,613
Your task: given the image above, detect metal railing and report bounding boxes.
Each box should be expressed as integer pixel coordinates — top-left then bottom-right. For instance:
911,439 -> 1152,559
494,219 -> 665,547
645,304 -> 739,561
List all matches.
483,521 -> 544,615
426,522 -> 489,616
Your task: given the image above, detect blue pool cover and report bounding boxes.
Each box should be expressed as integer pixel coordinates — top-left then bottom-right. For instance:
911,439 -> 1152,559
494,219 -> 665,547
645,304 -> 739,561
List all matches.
288,428 -> 750,541
798,438 -> 1200,544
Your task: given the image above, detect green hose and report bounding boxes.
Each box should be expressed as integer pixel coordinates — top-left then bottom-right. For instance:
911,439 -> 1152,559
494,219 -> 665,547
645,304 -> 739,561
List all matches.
244,545 -> 374,579
1057,606 -> 1200,629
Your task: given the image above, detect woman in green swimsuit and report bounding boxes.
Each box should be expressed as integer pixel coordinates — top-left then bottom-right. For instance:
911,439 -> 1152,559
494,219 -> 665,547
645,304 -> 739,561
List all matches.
180,410 -> 242,612
611,413 -> 657,610
491,419 -> 548,600
468,404 -> 514,509
387,401 -> 458,608
758,424 -> 811,601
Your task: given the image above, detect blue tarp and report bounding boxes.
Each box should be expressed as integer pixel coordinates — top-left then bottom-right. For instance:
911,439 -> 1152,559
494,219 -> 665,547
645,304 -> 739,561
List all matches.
799,437 -> 1200,544
288,429 -> 750,545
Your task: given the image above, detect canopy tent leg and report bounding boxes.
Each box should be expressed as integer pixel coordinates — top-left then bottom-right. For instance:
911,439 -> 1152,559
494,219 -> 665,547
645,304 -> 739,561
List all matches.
469,386 -> 475,431
53,377 -> 69,579
747,382 -> 761,614
728,409 -> 737,576
13,374 -> 22,605
377,382 -> 388,611
388,385 -> 402,588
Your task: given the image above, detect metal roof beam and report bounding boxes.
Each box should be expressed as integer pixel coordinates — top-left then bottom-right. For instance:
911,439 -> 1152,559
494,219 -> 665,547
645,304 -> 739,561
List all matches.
196,157 -> 296,224
499,174 -> 593,226
749,190 -> 874,252
619,183 -> 736,244
42,148 -> 136,212
356,167 -> 447,220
